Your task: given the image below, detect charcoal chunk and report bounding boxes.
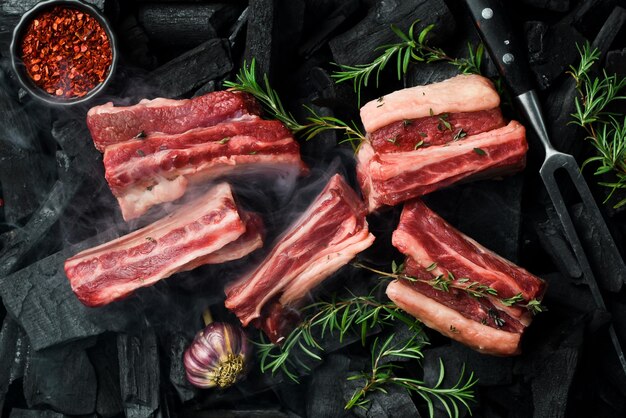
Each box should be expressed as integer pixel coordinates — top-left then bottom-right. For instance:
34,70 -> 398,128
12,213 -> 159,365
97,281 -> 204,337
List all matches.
118,330 -> 160,418
244,0 -> 276,78
0,229 -> 122,350
88,336 -> 123,418
526,21 -> 586,90
329,0 -> 455,67
139,4 -> 217,49
0,317 -> 20,410
307,354 -> 352,418
519,314 -> 586,418
0,0 -> 104,15
606,48 -> 626,77
23,339 -> 97,414
117,14 -> 158,69
298,0 -> 360,58
8,410 -> 65,418
520,0 -> 570,12
167,332 -> 198,402
146,38 -> 233,98
541,273 -> 596,314
0,70 -> 54,224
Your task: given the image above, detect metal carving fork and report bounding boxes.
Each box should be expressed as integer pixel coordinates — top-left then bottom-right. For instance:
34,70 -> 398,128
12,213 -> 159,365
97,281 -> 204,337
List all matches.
465,0 -> 626,375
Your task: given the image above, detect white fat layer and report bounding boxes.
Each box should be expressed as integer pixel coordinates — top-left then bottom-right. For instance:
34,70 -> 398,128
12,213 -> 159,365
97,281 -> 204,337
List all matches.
386,280 -> 522,356
360,74 -> 500,133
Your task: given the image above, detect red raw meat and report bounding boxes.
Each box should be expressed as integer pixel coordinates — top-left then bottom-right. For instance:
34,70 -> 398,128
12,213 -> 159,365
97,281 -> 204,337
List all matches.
387,199 -> 546,356
103,115 -> 308,220
224,174 -> 375,342
357,120 -> 528,212
369,108 -> 506,153
87,91 -> 260,151
65,183 -> 263,307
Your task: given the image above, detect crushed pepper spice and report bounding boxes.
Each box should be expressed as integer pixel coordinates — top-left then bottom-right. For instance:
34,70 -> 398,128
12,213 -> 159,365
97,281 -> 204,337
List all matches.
20,6 -> 113,99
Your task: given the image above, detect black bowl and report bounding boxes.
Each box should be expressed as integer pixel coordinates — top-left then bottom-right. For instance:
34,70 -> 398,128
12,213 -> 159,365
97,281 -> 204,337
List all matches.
10,0 -> 118,106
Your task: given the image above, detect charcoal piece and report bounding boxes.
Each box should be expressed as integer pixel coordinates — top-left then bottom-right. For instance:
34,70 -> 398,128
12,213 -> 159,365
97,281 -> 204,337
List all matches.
167,332 -> 198,402
298,0 -> 360,58
525,21 -> 548,66
329,0 -> 455,67
0,0 -> 104,15
425,175 -> 524,263
606,48 -> 626,77
193,80 -> 216,98
118,330 -> 160,418
244,0 -> 276,78
589,7 -> 626,56
307,354 -> 352,418
88,336 -> 123,418
0,229 -> 124,350
520,0 -> 570,12
23,339 -> 97,414
0,69 -> 54,224
519,315 -> 586,418
525,21 -> 586,90
146,38 -> 233,98
570,203 -> 626,292
0,14 -> 19,55
407,59 -> 463,88
541,273 -> 596,313
8,410 -> 65,418
273,382 -> 307,417
117,15 -> 158,69
228,6 -> 249,49
138,4 -> 243,49
182,411 -> 290,418
0,317 -> 19,410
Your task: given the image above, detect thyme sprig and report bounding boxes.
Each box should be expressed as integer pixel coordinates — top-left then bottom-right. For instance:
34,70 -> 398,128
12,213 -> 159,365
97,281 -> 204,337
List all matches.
354,262 -> 546,315
346,334 -> 477,418
224,59 -> 365,147
569,42 -> 626,207
331,20 -> 484,104
254,287 -> 422,382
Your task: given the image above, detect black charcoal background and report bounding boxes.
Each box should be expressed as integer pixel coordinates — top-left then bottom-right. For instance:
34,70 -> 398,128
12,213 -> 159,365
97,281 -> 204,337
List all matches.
1,0 -> 626,417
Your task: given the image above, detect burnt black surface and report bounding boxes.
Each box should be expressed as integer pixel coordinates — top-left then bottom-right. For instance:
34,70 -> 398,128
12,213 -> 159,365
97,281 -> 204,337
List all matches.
1,0 -> 626,417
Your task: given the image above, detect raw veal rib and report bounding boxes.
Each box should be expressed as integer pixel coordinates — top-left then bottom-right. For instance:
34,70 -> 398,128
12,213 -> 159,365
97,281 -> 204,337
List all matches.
360,74 -> 501,133
87,91 -> 260,151
103,115 -> 308,220
224,174 -> 375,342
387,199 -> 546,356
65,183 -> 263,307
357,120 -> 527,212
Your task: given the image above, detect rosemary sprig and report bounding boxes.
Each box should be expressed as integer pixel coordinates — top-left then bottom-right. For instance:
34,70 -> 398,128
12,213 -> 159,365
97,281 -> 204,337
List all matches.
354,262 -> 546,315
331,20 -> 484,104
254,287 -> 423,382
346,334 -> 477,418
569,42 -> 626,207
224,59 -> 365,147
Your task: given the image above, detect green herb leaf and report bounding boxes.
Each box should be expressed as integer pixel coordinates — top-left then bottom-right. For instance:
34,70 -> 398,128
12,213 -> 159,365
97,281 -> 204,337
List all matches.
473,147 -> 486,156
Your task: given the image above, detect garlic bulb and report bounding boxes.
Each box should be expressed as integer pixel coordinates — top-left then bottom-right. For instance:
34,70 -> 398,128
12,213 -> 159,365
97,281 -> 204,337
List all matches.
184,322 -> 250,389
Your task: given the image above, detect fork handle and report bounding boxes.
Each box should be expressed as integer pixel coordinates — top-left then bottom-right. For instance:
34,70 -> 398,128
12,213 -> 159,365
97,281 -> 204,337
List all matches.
464,0 -> 534,96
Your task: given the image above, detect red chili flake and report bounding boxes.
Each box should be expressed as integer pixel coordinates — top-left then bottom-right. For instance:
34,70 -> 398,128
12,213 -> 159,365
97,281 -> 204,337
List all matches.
20,6 -> 113,99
